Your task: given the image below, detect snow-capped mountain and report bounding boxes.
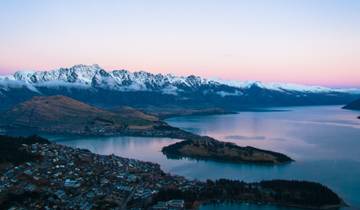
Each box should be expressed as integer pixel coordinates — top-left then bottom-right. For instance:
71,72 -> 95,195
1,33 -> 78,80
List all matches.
212,79 -> 360,94
0,64 -> 359,110
1,64 -> 358,94
0,64 -> 216,93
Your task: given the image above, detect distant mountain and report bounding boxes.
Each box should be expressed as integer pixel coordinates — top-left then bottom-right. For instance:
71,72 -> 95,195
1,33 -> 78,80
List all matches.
0,95 -> 164,135
1,64 -> 359,110
343,98 -> 360,110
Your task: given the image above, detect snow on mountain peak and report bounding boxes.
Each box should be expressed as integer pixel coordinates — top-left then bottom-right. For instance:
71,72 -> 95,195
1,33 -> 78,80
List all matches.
1,64 -> 359,95
210,78 -> 357,93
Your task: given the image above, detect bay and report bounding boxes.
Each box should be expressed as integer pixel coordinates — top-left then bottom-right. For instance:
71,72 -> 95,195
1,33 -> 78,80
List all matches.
52,106 -> 360,209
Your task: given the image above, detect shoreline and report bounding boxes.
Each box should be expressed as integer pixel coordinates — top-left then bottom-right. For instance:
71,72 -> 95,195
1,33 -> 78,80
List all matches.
197,200 -> 346,210
162,139 -> 293,164
1,124 -> 294,165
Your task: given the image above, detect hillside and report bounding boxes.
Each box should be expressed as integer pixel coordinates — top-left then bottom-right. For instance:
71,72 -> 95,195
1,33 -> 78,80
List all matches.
111,106 -> 159,122
343,98 -> 360,110
0,95 -> 163,135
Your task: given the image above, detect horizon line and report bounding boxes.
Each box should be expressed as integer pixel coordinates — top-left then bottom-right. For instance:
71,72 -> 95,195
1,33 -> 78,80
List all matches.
0,63 -> 359,90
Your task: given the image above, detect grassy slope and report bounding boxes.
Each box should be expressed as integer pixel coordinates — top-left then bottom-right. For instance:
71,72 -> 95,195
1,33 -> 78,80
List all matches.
0,95 -> 156,133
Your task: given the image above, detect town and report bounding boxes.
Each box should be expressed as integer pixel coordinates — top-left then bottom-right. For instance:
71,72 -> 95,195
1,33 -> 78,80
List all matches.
0,138 -> 195,209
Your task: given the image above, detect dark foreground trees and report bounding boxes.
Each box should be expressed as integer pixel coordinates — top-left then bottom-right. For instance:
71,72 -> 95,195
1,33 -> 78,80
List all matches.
0,135 -> 49,165
153,179 -> 343,209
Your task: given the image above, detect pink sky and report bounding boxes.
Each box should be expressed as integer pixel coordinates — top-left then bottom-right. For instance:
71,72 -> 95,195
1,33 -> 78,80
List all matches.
0,0 -> 359,88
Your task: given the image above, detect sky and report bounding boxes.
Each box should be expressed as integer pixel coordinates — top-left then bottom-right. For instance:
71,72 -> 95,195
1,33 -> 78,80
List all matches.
0,0 -> 359,88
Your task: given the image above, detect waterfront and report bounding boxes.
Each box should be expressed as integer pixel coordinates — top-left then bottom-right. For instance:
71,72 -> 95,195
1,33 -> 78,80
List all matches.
53,106 -> 360,209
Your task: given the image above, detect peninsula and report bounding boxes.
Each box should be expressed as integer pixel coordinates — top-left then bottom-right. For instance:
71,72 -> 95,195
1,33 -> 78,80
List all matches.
343,98 -> 360,120
0,95 -> 293,165
343,98 -> 360,110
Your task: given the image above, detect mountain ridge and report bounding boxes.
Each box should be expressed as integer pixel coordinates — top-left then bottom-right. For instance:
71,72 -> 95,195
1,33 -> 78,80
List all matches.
1,64 -> 358,94
1,64 -> 359,111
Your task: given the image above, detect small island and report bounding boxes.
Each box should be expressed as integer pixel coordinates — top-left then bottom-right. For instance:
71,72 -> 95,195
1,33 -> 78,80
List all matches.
162,137 -> 293,164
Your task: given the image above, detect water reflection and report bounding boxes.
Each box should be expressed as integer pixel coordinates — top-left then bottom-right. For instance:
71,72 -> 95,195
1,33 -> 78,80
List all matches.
53,106 -> 360,208
167,106 -> 360,161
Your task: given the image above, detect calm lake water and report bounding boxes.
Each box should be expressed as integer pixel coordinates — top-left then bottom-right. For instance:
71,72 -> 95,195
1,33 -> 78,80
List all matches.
52,106 -> 360,210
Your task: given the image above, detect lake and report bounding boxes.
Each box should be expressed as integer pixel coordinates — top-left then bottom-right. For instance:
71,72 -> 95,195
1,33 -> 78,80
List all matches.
52,106 -> 360,209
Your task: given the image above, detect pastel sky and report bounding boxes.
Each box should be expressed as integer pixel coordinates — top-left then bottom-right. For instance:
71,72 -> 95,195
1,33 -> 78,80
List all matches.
0,0 -> 359,88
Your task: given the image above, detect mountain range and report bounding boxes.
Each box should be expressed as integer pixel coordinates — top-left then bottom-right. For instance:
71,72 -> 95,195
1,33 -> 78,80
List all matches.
1,64 -> 359,111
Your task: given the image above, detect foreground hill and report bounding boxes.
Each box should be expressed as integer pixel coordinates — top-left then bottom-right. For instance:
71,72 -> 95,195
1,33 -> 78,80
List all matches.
0,135 -> 345,209
0,64 -> 359,111
343,98 -> 360,110
0,95 -> 167,135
